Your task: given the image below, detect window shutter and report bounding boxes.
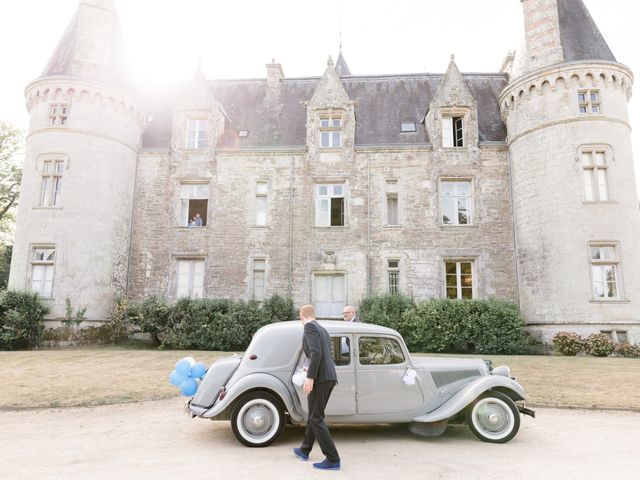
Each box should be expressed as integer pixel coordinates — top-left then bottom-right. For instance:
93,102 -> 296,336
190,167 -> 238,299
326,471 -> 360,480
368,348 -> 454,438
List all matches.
442,117 -> 453,147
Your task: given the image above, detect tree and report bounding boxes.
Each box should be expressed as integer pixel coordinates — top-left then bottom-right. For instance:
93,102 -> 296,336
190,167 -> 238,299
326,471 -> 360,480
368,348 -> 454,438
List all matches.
0,121 -> 24,223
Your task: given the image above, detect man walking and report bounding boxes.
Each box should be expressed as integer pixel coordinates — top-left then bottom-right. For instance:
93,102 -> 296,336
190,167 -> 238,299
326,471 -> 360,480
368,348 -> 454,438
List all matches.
293,304 -> 341,470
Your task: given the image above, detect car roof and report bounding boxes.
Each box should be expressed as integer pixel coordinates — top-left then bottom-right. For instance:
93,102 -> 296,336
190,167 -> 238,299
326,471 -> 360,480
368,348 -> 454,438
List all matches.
257,320 -> 400,337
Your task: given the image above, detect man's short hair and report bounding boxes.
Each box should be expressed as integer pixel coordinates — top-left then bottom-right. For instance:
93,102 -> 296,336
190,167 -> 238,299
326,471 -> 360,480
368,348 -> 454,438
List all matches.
299,304 -> 316,320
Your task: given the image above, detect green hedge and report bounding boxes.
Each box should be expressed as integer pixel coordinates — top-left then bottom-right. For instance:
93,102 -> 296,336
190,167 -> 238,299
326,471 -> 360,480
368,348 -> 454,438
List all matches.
0,290 -> 50,350
360,295 -> 536,355
130,294 -> 295,350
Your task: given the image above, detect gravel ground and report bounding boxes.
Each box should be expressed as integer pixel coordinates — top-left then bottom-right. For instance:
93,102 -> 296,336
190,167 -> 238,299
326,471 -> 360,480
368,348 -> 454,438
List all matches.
1,398 -> 639,480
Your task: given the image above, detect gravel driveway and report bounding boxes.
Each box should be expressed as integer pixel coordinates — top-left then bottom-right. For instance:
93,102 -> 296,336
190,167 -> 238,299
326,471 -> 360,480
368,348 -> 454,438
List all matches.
1,398 -> 638,480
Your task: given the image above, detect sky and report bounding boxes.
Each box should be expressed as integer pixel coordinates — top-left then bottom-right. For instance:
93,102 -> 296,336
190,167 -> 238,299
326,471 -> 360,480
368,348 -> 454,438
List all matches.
1,0 -> 639,195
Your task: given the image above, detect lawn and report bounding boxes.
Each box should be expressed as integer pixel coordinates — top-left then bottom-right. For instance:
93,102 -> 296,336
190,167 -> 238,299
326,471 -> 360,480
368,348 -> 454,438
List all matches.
0,347 -> 638,411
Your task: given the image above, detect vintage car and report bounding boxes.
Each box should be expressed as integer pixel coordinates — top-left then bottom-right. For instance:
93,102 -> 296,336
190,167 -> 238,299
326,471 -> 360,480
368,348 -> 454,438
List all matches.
185,321 -> 534,446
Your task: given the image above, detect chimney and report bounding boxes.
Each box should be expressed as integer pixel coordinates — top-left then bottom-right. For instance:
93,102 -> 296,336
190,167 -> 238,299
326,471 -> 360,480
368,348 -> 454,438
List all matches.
266,59 -> 284,88
520,0 -> 564,73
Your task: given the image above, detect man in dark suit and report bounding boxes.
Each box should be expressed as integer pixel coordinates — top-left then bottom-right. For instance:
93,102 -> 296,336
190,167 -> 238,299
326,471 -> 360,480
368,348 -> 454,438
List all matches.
293,304 -> 341,470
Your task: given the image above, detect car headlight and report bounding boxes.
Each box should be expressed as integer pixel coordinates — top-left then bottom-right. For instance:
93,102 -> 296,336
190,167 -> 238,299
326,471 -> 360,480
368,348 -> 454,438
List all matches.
492,366 -> 511,378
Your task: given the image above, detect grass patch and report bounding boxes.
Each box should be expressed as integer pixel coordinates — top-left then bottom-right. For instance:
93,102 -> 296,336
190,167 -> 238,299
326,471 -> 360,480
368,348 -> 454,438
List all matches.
0,348 -> 638,411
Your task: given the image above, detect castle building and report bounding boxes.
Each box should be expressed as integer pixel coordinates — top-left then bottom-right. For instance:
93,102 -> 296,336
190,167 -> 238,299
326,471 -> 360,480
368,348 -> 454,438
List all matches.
9,0 -> 640,343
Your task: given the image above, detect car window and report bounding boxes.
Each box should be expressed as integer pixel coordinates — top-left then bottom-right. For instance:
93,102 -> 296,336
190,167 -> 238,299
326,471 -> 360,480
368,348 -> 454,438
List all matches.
358,336 -> 405,365
330,336 -> 351,366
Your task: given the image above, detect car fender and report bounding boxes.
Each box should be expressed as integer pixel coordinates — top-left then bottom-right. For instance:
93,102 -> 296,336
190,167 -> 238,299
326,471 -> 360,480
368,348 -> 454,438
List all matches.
412,375 -> 527,423
200,373 -> 303,422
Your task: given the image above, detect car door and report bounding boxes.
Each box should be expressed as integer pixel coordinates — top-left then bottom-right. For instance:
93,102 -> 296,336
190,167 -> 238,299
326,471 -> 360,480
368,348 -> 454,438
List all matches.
355,335 -> 424,415
294,334 -> 356,416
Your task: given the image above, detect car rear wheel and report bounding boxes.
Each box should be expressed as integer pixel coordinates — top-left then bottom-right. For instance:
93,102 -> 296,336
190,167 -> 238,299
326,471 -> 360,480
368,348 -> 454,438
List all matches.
231,391 -> 285,447
465,391 -> 520,443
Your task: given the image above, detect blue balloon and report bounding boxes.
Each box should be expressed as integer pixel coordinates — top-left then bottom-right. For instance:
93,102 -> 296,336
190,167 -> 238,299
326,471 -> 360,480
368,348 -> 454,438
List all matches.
175,359 -> 192,376
180,378 -> 198,396
190,363 -> 207,379
169,370 -> 186,386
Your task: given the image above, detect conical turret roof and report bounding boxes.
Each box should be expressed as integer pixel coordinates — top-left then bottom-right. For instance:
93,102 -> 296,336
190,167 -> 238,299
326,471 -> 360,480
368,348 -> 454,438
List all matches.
40,0 -> 133,90
335,51 -> 352,76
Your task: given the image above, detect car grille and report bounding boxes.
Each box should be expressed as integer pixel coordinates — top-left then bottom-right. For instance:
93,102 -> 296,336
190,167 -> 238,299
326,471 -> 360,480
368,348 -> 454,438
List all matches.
431,369 -> 481,389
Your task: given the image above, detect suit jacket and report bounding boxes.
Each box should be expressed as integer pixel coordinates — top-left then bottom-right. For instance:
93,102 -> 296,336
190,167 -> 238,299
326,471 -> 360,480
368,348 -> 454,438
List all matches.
302,320 -> 337,384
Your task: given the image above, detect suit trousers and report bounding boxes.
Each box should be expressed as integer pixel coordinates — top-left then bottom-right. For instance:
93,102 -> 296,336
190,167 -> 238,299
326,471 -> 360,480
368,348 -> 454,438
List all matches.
301,380 -> 340,463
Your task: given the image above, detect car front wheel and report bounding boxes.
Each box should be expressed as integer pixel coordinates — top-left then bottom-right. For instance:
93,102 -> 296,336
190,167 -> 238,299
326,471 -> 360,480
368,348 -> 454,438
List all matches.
231,391 -> 286,447
465,391 -> 520,443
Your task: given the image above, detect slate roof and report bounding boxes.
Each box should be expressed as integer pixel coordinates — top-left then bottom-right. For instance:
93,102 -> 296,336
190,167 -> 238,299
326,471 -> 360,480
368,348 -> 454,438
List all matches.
40,8 -> 133,91
141,73 -> 509,149
556,0 -> 616,63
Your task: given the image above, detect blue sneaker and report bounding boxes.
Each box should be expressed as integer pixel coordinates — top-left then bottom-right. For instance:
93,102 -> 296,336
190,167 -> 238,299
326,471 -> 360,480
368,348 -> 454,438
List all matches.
313,459 -> 341,470
293,447 -> 309,461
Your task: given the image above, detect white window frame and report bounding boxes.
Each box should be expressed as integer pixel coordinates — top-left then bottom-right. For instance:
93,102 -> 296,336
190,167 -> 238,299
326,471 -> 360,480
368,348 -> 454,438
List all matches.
313,272 -> 346,319
29,246 -> 56,298
444,260 -> 474,300
255,181 -> 268,226
315,183 -> 346,227
578,90 -> 600,115
185,119 -> 207,149
387,259 -> 400,295
176,258 -> 205,298
440,179 -> 473,225
251,258 -> 267,301
386,193 -> 399,225
179,182 -> 209,227
319,114 -> 342,148
39,158 -> 64,207
48,103 -> 69,127
589,243 -> 620,301
442,115 -> 464,147
581,148 -> 610,202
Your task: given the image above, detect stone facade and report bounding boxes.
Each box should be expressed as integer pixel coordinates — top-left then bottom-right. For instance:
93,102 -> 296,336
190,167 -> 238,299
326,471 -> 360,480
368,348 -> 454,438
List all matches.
9,0 -> 640,343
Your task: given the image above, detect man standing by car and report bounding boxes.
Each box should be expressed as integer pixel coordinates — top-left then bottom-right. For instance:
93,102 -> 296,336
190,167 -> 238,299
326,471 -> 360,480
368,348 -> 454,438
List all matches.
342,305 -> 360,322
293,304 -> 341,471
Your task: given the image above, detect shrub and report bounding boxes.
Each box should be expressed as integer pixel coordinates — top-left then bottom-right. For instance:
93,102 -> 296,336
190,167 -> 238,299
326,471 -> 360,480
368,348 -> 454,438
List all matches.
616,343 -> 640,358
133,294 -> 295,351
552,331 -> 584,356
393,298 -> 532,355
358,294 -> 415,329
0,290 -> 50,350
584,333 -> 615,357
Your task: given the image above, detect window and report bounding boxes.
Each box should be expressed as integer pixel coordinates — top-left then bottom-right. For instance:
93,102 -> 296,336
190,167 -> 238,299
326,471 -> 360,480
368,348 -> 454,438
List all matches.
445,261 -> 473,299
180,183 -> 208,227
251,259 -> 266,300
601,330 -> 628,344
578,90 -> 600,114
40,159 -> 64,206
442,116 -> 464,147
255,182 -> 268,226
185,119 -> 207,149
386,194 -> 399,225
331,336 -> 351,366
400,121 -> 416,133
315,184 -> 345,226
48,104 -> 69,126
441,180 -> 472,225
582,150 -> 609,201
314,274 -> 345,318
30,247 -> 55,298
358,336 -> 405,365
388,259 -> 400,295
590,244 -> 619,300
319,115 -> 342,148
176,258 -> 204,298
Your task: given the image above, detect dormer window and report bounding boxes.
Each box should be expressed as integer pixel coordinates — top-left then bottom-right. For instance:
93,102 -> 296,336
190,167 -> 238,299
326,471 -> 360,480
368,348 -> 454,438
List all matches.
186,119 -> 207,149
319,115 -> 342,148
442,116 -> 464,147
400,121 -> 416,133
49,104 -> 69,127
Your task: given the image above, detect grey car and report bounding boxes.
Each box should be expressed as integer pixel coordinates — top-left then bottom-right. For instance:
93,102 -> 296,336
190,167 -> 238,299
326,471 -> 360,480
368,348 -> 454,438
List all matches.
185,321 -> 534,446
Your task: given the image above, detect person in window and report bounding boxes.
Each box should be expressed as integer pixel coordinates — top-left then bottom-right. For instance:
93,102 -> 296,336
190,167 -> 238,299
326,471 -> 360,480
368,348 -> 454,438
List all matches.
194,213 -> 203,226
293,304 -> 341,470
